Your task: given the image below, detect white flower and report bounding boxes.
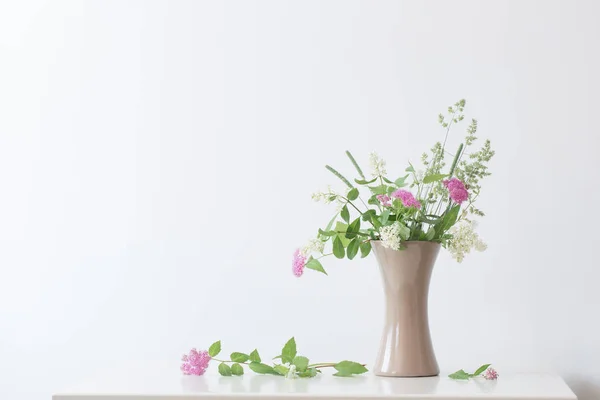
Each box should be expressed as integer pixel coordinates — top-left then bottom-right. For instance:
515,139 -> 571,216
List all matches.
380,222 -> 402,250
286,365 -> 297,379
447,220 -> 487,263
311,186 -> 338,204
301,238 -> 325,256
369,152 -> 387,178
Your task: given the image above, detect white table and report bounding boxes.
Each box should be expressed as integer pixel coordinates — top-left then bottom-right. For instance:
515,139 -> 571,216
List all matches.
53,369 -> 577,400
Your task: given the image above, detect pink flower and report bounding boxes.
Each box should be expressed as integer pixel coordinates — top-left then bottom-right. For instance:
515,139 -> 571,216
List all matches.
483,367 -> 498,380
376,194 -> 391,207
443,178 -> 469,205
391,189 -> 421,209
292,249 -> 307,277
181,348 -> 211,376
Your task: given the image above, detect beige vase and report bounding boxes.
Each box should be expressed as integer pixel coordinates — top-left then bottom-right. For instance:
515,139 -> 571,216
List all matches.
371,241 -> 440,377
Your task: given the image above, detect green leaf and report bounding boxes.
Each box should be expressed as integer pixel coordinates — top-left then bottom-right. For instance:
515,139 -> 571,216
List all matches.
362,209 -> 376,222
333,236 -> 345,259
249,362 -> 280,375
281,337 -> 297,364
334,361 -> 368,375
473,364 -> 492,377
394,174 -> 409,187
334,222 -> 352,247
324,213 -> 339,233
355,178 -> 377,185
208,340 -> 222,357
397,223 -> 411,240
231,363 -> 244,376
380,209 -> 390,225
305,258 -> 327,275
369,185 -> 388,195
230,352 -> 249,363
340,205 -> 350,223
298,367 -> 318,378
333,372 -> 354,377
273,365 -> 289,376
346,238 -> 359,260
345,218 -> 361,240
218,362 -> 232,376
292,356 -> 309,372
249,349 -> 261,363
423,173 -> 447,184
360,241 -> 372,258
448,369 -> 471,380
382,176 -> 395,184
437,204 -> 460,235
318,229 -> 337,237
425,226 -> 436,241
347,187 -> 359,201
405,165 -> 415,173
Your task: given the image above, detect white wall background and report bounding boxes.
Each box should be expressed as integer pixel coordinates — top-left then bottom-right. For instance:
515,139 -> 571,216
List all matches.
1,1 -> 599,399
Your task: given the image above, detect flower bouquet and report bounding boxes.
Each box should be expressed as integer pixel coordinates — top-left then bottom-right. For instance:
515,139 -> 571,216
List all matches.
294,99 -> 495,377
294,99 -> 494,277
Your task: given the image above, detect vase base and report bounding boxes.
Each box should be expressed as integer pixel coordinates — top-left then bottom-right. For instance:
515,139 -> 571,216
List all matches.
374,371 -> 440,378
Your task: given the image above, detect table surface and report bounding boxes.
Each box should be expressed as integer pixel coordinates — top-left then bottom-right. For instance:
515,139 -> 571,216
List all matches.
53,368 -> 577,400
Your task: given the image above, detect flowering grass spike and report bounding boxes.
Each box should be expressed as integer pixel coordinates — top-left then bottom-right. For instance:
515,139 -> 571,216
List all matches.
295,99 -> 494,275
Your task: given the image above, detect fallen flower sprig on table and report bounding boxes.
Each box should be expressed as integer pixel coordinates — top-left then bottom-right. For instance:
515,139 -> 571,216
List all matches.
449,364 -> 498,380
181,337 -> 368,378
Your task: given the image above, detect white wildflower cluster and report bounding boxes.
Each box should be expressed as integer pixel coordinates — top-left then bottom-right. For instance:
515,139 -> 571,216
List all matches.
311,186 -> 337,204
447,221 -> 487,263
380,222 -> 402,250
369,152 -> 387,178
301,238 -> 325,256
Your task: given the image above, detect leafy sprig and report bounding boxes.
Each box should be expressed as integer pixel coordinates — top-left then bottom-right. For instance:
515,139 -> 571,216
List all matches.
207,337 -> 367,378
448,364 -> 492,380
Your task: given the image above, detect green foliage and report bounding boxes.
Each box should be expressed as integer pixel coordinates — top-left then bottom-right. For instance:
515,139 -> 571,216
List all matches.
231,363 -> 244,376
359,241 -> 372,258
292,356 -> 309,372
332,236 -> 345,258
208,341 -> 221,357
230,352 -> 249,363
422,174 -> 447,184
305,258 -> 327,275
448,364 -> 492,380
340,205 -> 349,223
281,337 -> 297,364
346,238 -> 360,260
249,362 -> 280,375
218,363 -> 232,376
347,187 -> 359,201
334,361 -> 368,376
249,349 -> 261,363
203,338 -> 367,379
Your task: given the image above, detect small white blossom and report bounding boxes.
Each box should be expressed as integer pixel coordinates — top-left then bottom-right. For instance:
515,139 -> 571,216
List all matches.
301,238 -> 325,256
380,222 -> 402,250
311,186 -> 338,204
369,152 -> 387,178
286,365 -> 297,379
447,220 -> 487,263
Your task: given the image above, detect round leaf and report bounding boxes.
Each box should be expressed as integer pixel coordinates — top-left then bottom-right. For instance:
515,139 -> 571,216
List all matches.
208,340 -> 222,357
231,363 -> 244,376
218,363 -> 232,376
230,352 -> 249,363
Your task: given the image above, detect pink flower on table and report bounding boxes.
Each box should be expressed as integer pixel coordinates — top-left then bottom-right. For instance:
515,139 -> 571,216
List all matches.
443,178 -> 469,205
376,194 -> 391,207
292,249 -> 307,277
483,367 -> 498,380
391,189 -> 421,209
181,348 -> 211,376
